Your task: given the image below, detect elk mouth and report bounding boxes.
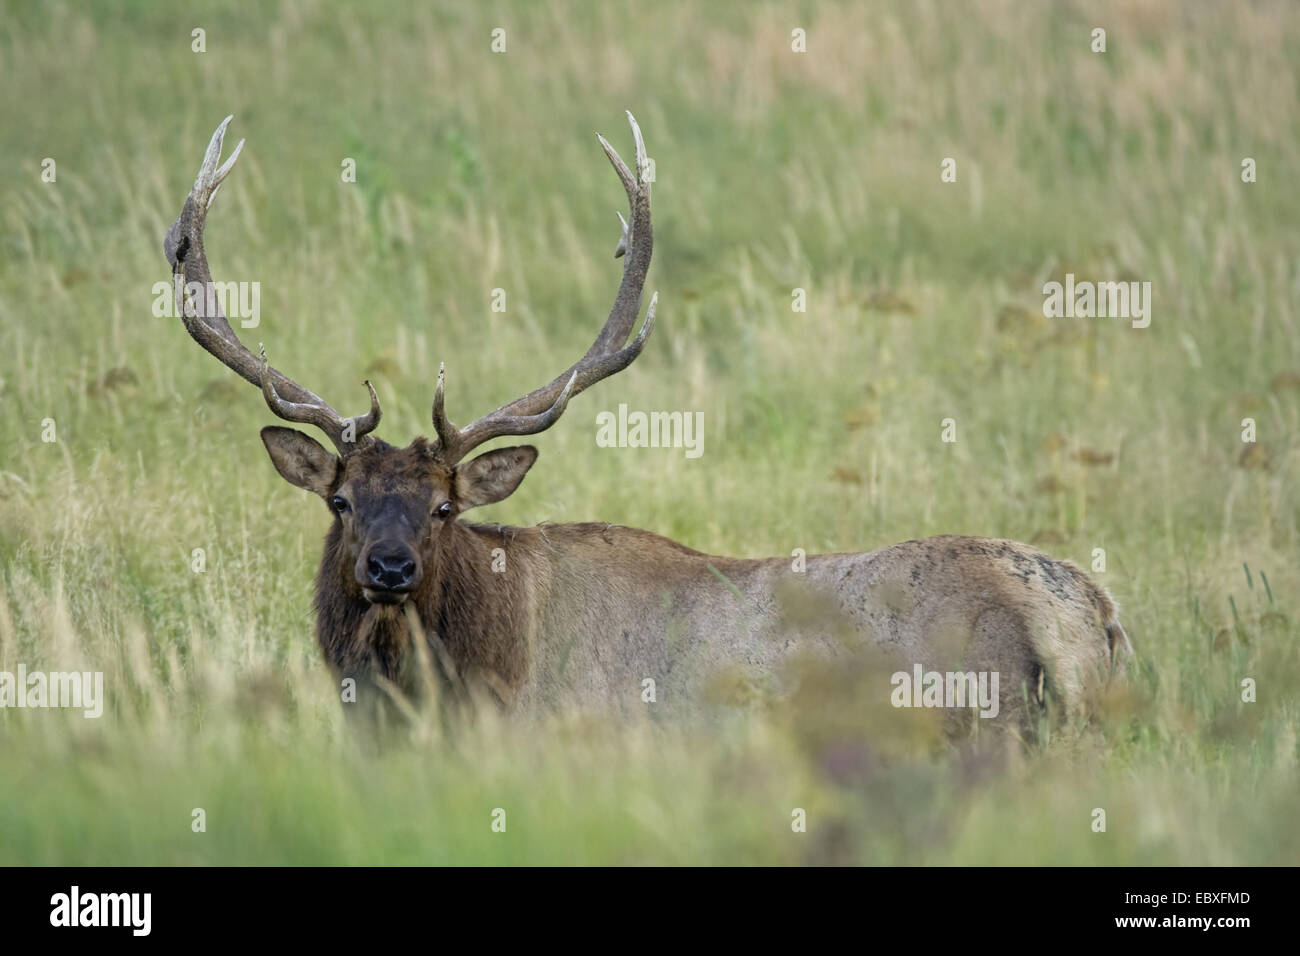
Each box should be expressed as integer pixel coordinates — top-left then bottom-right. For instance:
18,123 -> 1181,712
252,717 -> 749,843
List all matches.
362,587 -> 412,606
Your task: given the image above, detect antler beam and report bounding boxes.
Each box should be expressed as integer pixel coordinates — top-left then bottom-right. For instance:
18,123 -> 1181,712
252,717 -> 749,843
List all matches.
431,111 -> 657,464
164,116 -> 381,456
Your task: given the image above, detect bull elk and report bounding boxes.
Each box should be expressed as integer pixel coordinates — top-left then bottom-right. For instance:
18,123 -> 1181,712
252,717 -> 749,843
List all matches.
165,115 -> 1131,736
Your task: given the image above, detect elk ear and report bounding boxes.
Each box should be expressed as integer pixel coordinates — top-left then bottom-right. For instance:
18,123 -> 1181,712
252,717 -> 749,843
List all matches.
261,426 -> 339,497
455,446 -> 538,509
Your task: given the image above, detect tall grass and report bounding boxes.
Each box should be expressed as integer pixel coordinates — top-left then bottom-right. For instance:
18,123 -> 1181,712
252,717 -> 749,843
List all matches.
0,0 -> 1297,864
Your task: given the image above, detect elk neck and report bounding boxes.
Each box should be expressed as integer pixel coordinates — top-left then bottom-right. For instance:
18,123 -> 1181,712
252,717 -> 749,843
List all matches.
312,518 -> 545,698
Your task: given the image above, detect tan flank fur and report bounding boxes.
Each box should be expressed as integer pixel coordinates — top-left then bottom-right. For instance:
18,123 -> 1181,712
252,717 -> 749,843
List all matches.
164,115 -> 1132,734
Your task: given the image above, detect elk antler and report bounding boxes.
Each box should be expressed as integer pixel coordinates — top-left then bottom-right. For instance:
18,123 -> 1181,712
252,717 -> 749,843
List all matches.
431,111 -> 658,465
164,116 -> 381,456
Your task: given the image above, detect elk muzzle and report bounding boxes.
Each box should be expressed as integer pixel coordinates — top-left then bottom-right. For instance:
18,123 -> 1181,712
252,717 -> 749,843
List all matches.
357,542 -> 422,604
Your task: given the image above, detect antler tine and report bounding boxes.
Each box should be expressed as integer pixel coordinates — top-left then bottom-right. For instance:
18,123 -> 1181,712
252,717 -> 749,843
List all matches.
260,346 -> 381,445
432,363 -> 454,449
431,113 -> 656,464
164,116 -> 381,457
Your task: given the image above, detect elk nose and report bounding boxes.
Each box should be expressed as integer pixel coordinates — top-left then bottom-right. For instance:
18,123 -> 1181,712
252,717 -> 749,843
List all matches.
367,551 -> 417,590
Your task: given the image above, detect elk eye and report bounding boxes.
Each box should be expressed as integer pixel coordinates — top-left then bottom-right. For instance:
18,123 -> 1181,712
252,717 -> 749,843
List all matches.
435,502 -> 452,519
331,495 -> 350,514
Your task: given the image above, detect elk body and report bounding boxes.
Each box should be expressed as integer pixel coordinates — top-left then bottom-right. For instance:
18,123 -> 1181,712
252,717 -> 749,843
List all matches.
165,116 -> 1131,735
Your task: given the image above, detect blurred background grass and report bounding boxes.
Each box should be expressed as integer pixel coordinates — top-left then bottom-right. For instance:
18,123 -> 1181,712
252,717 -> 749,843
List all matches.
0,0 -> 1297,864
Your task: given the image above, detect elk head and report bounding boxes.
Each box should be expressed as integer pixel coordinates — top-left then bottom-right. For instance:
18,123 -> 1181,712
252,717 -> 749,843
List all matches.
165,114 -> 655,609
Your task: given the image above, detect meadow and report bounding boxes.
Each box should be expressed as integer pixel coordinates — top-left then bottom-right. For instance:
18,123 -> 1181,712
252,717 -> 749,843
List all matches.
0,0 -> 1297,864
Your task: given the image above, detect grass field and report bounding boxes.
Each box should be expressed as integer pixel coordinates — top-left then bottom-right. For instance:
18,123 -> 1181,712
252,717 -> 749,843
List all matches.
1,0 -> 1298,864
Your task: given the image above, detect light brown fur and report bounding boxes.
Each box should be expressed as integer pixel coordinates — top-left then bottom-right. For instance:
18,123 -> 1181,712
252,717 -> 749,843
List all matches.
292,436 -> 1130,736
